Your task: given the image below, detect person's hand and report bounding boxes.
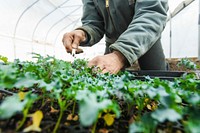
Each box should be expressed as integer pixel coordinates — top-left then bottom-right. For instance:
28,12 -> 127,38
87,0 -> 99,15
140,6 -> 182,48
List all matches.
62,30 -> 86,53
88,51 -> 128,74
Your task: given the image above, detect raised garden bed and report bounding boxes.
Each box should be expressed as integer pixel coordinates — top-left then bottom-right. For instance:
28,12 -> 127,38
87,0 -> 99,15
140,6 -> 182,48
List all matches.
0,54 -> 200,133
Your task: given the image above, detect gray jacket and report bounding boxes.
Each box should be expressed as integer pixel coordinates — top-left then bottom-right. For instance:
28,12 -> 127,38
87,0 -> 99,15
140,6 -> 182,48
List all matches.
78,0 -> 168,66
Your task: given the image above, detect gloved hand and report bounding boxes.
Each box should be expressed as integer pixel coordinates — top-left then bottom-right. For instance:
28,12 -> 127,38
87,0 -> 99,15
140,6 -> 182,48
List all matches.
88,51 -> 128,74
62,30 -> 86,53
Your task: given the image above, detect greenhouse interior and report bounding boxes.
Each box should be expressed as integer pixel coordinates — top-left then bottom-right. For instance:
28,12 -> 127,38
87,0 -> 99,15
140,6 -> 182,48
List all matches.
0,0 -> 200,133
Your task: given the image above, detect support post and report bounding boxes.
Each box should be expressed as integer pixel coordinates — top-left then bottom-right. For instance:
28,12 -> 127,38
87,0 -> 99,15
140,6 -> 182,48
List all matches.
198,0 -> 200,60
169,11 -> 172,59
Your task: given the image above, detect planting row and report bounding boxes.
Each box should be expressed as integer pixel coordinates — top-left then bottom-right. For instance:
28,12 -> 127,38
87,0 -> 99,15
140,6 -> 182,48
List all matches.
0,54 -> 200,133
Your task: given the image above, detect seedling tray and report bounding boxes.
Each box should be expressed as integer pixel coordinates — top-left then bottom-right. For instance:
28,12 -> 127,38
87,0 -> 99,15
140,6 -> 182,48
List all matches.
127,70 -> 187,81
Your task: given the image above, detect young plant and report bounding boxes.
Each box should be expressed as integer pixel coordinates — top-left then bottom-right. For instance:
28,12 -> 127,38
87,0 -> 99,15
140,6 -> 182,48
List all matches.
76,90 -> 120,133
52,92 -> 73,133
178,58 -> 199,70
16,92 -> 38,131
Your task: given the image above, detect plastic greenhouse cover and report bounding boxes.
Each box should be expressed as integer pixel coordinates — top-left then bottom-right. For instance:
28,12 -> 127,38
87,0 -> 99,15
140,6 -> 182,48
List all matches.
0,0 -> 83,61
0,0 -> 198,61
162,0 -> 198,58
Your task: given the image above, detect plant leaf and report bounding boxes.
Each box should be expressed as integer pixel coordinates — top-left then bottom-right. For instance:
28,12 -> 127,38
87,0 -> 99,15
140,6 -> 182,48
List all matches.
151,108 -> 182,122
103,113 -> 115,126
0,55 -> 8,63
14,72 -> 37,88
23,110 -> 43,132
76,91 -> 112,126
0,94 -> 27,119
18,91 -> 26,101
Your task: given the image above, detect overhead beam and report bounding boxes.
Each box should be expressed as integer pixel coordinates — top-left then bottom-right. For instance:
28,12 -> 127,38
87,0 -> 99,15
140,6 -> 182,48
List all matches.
167,0 -> 195,21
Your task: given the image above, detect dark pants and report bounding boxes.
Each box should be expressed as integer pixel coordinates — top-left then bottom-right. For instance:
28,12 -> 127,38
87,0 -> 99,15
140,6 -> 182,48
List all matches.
138,39 -> 167,70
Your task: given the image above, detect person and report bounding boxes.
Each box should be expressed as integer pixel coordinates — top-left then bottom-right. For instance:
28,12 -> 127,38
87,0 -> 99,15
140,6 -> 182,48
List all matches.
62,0 -> 169,74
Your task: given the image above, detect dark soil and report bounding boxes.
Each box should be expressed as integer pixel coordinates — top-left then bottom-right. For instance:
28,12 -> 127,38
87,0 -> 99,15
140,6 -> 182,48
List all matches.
0,98 -> 131,133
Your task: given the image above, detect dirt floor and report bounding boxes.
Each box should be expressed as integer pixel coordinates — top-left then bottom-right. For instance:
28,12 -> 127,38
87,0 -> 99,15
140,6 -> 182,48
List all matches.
130,57 -> 200,71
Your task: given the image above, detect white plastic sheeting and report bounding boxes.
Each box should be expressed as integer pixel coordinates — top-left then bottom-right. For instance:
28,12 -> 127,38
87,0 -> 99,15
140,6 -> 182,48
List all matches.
162,0 -> 199,58
0,0 -> 82,61
0,0 -> 199,61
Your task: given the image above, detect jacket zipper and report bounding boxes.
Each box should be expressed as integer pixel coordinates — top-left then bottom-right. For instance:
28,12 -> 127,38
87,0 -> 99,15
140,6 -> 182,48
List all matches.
105,0 -> 118,36
106,0 -> 109,7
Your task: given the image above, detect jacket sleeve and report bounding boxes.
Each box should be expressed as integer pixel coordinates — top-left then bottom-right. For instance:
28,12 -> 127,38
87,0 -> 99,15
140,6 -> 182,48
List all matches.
109,0 -> 168,66
77,0 -> 105,46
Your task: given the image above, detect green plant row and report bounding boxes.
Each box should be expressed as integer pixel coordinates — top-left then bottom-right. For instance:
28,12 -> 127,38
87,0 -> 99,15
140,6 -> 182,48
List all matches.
0,54 -> 200,133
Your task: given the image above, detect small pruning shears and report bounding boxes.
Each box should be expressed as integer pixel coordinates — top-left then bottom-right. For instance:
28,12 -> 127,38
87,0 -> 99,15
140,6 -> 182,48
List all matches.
71,48 -> 84,60
72,48 -> 76,58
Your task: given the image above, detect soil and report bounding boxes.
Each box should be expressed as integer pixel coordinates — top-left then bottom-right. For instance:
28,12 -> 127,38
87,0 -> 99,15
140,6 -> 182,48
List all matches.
130,57 -> 200,71
0,57 -> 200,133
166,57 -> 200,71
